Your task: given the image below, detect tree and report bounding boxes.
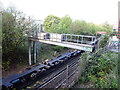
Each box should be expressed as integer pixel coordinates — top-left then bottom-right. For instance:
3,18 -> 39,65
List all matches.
43,15 -> 60,32
51,15 -> 73,34
2,7 -> 34,69
99,21 -> 113,34
43,15 -> 112,36
57,15 -> 72,34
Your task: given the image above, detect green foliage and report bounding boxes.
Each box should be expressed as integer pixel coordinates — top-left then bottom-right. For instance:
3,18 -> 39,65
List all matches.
46,15 -> 72,34
52,46 -> 64,52
100,22 -> 113,34
79,51 -> 118,88
78,52 -> 91,83
98,34 -> 109,48
43,15 -> 60,32
2,7 -> 33,70
44,15 -> 112,35
110,30 -> 117,37
56,15 -> 72,34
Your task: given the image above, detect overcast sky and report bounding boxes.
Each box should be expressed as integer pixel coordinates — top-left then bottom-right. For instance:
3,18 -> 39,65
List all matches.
1,0 -> 120,27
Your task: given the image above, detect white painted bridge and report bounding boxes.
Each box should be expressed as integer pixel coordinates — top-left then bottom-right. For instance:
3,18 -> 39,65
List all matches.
28,32 -> 97,65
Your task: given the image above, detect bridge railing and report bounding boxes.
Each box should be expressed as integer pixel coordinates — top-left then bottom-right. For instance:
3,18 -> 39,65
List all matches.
35,32 -> 97,45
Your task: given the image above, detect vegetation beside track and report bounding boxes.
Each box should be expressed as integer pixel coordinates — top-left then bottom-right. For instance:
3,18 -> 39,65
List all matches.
76,50 -> 118,88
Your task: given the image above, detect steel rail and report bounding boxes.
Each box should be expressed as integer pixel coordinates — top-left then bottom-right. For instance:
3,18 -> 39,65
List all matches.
31,60 -> 79,89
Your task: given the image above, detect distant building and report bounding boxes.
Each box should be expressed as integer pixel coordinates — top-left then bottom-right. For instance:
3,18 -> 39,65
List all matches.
96,31 -> 106,37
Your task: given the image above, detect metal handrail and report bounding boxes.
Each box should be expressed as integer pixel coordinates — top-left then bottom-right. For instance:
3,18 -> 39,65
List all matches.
36,32 -> 97,45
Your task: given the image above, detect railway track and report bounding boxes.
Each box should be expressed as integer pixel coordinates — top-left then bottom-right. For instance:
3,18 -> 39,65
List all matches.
25,55 -> 80,89
2,50 -> 84,89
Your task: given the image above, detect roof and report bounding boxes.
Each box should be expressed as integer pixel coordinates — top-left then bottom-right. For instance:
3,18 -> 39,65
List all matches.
96,32 -> 106,34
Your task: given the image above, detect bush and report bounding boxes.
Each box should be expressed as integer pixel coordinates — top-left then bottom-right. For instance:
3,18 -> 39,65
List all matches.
98,34 -> 109,48
2,7 -> 33,70
52,46 -> 64,52
79,51 -> 118,88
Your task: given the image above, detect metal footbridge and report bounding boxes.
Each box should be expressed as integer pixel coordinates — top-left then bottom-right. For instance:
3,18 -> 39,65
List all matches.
29,33 -> 96,52
28,32 -> 97,65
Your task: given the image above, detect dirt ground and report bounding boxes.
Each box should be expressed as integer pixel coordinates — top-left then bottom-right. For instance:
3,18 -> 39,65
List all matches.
2,63 -> 29,78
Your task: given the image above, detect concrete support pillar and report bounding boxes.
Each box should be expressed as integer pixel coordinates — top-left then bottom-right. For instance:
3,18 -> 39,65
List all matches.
29,40 -> 32,65
33,41 -> 37,64
92,37 -> 93,42
71,35 -> 72,42
81,36 -> 83,44
66,35 -> 67,42
77,36 -> 79,43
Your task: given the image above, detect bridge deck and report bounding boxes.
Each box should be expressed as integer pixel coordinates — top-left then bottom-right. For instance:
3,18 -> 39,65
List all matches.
28,33 -> 96,65
29,37 -> 94,52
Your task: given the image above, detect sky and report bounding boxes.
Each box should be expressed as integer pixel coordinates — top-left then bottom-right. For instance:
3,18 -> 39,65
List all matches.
1,0 -> 120,27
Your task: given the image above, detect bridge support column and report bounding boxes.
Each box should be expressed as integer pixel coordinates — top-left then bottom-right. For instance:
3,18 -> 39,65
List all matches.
33,41 -> 37,64
29,40 -> 32,65
81,36 -> 83,44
